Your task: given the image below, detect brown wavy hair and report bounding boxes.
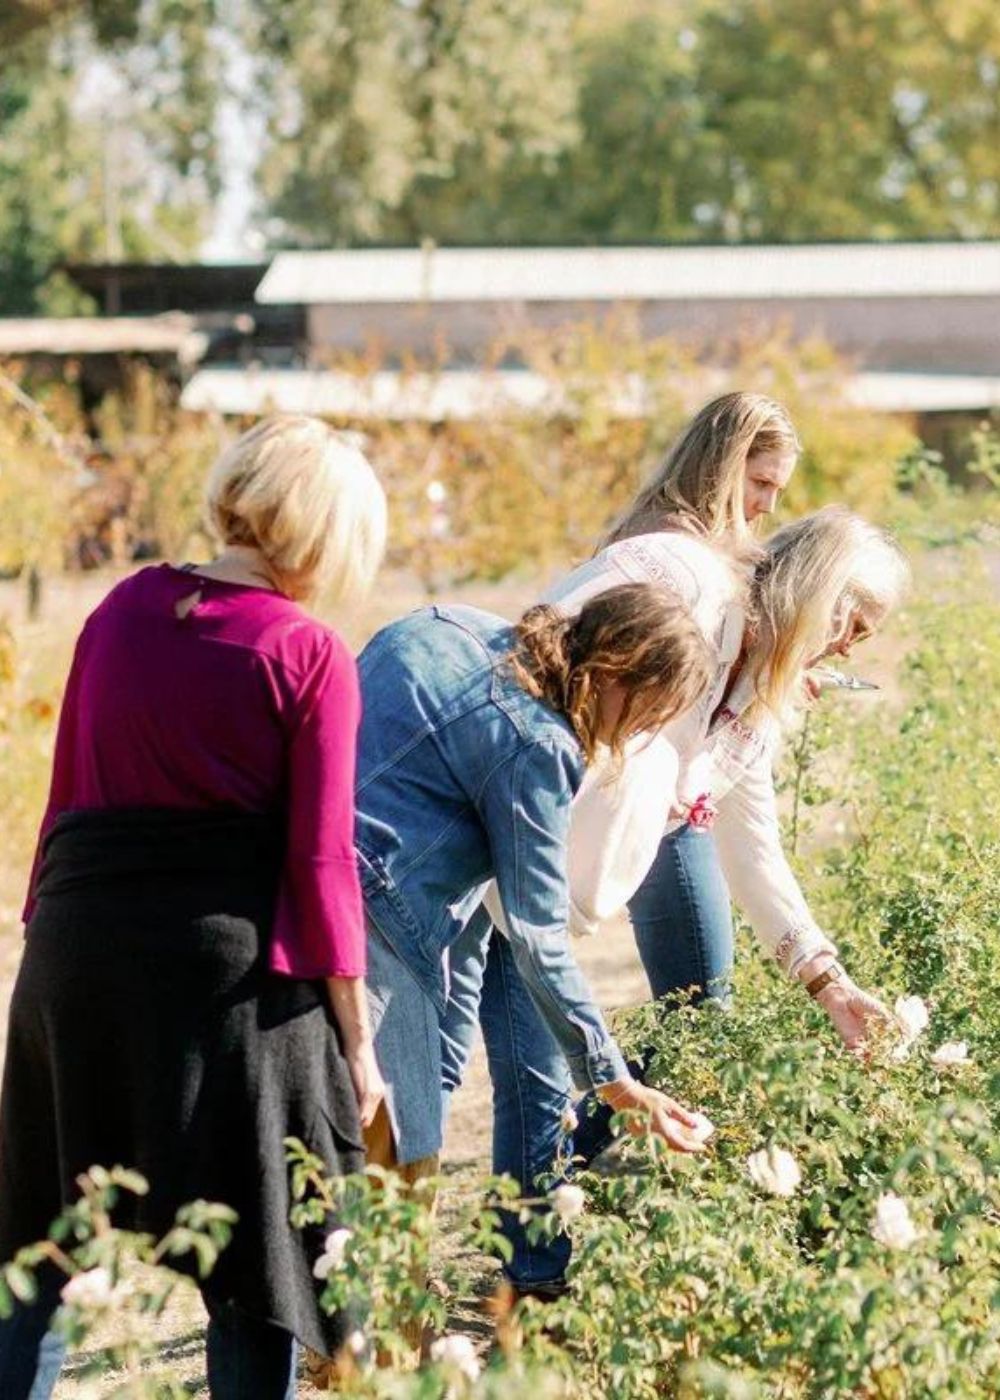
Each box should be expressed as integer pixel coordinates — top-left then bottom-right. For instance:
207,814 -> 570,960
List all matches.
507,583 -> 713,762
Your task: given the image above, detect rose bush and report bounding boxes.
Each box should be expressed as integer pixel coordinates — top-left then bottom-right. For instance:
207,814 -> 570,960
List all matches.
1,463 -> 998,1397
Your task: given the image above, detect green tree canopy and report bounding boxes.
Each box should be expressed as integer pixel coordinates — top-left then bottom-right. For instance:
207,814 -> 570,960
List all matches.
255,0 -> 999,244
252,0 -> 582,244
0,1 -> 221,313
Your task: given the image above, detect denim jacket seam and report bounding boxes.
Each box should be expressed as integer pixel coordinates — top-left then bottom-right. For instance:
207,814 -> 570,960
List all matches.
506,744 -> 606,1074
355,722 -> 435,796
471,727 -> 574,807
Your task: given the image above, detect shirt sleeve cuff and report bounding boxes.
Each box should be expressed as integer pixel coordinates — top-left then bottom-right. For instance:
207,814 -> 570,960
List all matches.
564,1040 -> 630,1092
774,923 -> 839,978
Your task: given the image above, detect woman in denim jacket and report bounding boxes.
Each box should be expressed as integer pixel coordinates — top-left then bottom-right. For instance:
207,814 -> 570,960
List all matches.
354,583 -> 715,1178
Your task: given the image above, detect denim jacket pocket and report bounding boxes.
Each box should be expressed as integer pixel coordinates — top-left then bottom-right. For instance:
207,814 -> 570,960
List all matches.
357,846 -> 391,897
356,846 -> 448,1015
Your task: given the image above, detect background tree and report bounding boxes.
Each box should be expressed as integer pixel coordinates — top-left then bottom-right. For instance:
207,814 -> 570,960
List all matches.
252,0 -> 582,244
253,0 -> 999,245
0,1 -> 221,313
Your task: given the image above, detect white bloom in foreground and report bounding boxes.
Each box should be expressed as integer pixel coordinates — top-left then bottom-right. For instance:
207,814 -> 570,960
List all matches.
931,1040 -> 969,1068
560,1105 -> 579,1134
61,1268 -> 114,1310
552,1183 -> 586,1222
892,994 -> 930,1059
346,1329 -> 366,1357
313,1227 -> 353,1279
430,1333 -> 481,1383
746,1146 -> 802,1198
871,1192 -> 920,1250
687,1111 -> 716,1145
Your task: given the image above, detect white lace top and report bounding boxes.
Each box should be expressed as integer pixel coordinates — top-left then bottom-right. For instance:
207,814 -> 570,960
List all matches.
543,531 -> 837,977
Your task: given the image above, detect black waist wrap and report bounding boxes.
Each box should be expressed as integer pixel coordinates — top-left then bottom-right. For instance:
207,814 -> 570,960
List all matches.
1,807 -> 364,1356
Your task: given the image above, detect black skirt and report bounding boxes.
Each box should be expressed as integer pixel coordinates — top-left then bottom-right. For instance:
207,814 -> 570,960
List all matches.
0,809 -> 364,1357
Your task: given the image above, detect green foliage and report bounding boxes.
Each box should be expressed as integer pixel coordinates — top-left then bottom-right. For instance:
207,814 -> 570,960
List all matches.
0,1165 -> 236,1398
253,0 -> 581,244
535,565 -> 1000,1398
0,366 -> 81,573
255,0 -> 1000,245
0,3 -> 219,312
90,363 -> 223,561
0,329 -> 920,592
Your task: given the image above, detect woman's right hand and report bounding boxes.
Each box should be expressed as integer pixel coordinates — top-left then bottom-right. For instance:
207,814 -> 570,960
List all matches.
597,1078 -> 708,1153
345,1037 -> 385,1129
326,976 -> 385,1130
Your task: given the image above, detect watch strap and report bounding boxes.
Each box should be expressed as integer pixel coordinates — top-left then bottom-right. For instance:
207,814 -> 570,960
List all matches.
805,963 -> 844,999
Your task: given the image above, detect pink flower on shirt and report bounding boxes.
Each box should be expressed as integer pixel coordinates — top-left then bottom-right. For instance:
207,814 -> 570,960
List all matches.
686,793 -> 718,831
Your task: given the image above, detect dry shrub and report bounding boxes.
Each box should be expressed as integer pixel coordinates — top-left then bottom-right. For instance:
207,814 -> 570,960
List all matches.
2,326 -> 914,588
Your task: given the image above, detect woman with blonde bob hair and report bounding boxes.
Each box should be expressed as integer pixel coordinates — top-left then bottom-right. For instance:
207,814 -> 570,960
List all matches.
206,414 -> 386,604
0,416 -> 386,1398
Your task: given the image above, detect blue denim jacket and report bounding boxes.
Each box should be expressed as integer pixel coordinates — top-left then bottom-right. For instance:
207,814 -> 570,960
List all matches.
355,604 -> 628,1091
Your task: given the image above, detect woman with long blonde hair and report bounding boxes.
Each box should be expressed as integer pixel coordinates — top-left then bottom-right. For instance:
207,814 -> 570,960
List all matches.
603,388 -> 799,546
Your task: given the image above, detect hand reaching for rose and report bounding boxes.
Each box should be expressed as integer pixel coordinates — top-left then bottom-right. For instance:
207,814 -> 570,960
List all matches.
816,976 -> 894,1054
597,1079 -> 711,1152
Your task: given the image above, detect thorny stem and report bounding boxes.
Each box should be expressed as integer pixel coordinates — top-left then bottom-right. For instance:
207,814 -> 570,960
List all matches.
790,709 -> 812,857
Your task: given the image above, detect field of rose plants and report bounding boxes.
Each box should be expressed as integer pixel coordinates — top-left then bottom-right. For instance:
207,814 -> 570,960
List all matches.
314,515 -> 999,1398
0,454 -> 998,1396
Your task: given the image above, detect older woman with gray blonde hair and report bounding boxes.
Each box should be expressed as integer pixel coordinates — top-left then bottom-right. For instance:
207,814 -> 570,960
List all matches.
0,416 -> 386,1399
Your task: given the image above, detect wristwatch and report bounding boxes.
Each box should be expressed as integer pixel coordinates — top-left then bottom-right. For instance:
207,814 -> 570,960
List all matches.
805,962 -> 845,999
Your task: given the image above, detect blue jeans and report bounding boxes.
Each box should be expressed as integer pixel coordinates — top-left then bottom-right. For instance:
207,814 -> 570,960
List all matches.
442,824 -> 733,1286
0,1272 -> 300,1400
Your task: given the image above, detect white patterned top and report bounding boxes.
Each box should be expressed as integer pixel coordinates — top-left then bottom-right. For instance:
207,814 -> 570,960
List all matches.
544,531 -> 836,977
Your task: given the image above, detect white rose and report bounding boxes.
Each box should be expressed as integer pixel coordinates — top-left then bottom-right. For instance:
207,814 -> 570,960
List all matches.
930,1040 -> 969,1068
560,1105 -> 579,1134
686,1111 -> 716,1145
552,1183 -> 586,1222
871,1191 -> 919,1250
892,994 -> 930,1059
430,1333 -> 481,1383
746,1146 -> 802,1198
313,1227 -> 353,1279
61,1267 -> 114,1310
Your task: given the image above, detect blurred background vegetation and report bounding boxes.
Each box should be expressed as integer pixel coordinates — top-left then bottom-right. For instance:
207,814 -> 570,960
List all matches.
2,0 -> 997,314
0,0 -> 996,591
0,329 -> 956,588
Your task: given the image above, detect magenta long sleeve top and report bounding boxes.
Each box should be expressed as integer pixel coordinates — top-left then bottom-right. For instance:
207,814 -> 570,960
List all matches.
24,564 -> 366,979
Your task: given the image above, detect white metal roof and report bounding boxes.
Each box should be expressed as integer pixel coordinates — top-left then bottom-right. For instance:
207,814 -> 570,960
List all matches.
846,372 -> 1000,413
0,314 -> 206,360
180,367 -> 1000,420
256,243 -> 1000,305
181,367 -> 609,418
